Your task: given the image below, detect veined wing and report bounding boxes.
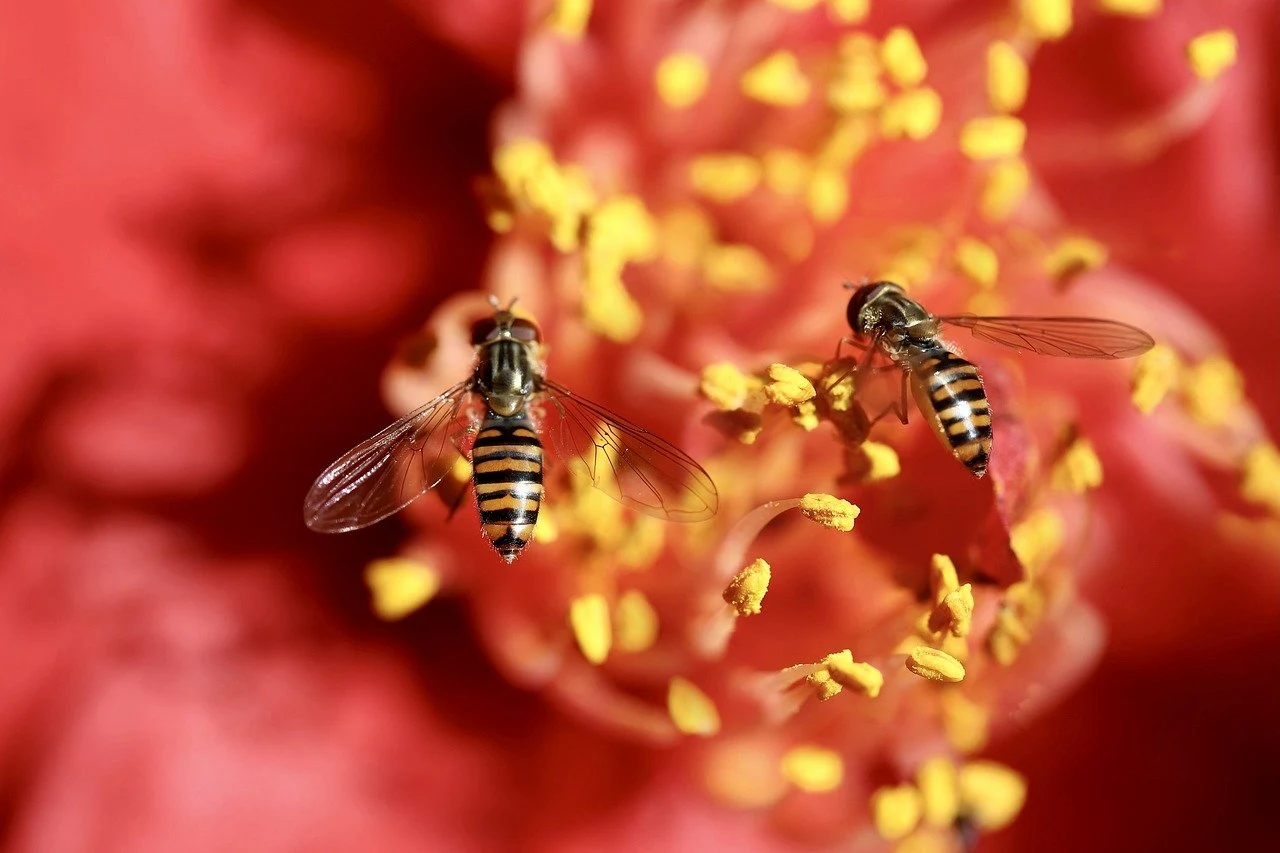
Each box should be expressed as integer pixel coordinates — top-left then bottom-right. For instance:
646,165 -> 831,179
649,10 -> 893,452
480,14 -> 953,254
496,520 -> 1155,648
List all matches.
939,315 -> 1155,359
304,380 -> 476,533
540,380 -> 718,522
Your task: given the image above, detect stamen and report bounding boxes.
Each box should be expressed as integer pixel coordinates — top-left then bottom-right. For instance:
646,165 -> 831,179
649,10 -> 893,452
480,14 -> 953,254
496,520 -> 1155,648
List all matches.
1181,355 -> 1244,426
702,737 -> 788,808
764,364 -> 817,406
929,583 -> 975,638
905,646 -> 966,682
980,158 -> 1030,221
1241,443 -> 1280,515
655,52 -> 710,108
960,116 -> 1027,160
986,41 -> 1029,113
929,553 -> 960,603
819,116 -> 877,167
854,440 -> 902,481
702,243 -> 775,291
799,493 -> 861,531
544,0 -> 592,38
364,557 -> 442,621
880,87 -> 944,141
1018,0 -> 1073,41
1044,235 -> 1108,282
989,607 -> 1032,665
958,761 -> 1028,830
880,28 -> 929,88
569,593 -> 613,664
871,784 -> 924,841
1009,507 -> 1065,575
917,757 -> 960,827
658,204 -> 715,270
582,194 -> 657,341
614,590 -> 660,652
689,153 -> 763,203
668,677 -> 722,736
741,51 -> 812,107
1131,344 -> 1181,414
780,745 -> 845,793
807,166 -> 850,223
762,148 -> 812,196
827,0 -> 870,23
792,400 -> 821,431
824,650 -> 884,697
953,236 -> 999,288
723,558 -> 772,616
1187,30 -> 1238,82
940,691 -> 990,753
1051,436 -> 1104,493
1099,0 -> 1163,15
767,0 -> 822,10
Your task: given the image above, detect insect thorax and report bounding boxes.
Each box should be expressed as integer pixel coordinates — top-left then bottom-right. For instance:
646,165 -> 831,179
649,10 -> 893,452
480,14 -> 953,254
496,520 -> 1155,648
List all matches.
477,338 -> 538,417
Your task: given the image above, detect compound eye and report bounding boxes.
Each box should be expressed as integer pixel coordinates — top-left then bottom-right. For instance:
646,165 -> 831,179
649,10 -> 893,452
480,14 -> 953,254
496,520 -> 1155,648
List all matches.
846,284 -> 875,333
469,317 -> 499,345
509,318 -> 542,343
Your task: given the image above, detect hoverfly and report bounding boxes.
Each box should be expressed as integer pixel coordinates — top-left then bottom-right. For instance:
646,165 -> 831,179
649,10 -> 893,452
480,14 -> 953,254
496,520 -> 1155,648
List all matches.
842,281 -> 1155,477
304,298 -> 719,561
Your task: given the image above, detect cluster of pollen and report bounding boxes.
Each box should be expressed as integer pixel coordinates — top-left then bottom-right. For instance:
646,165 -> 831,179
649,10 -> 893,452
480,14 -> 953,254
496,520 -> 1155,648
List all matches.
871,757 -> 1027,843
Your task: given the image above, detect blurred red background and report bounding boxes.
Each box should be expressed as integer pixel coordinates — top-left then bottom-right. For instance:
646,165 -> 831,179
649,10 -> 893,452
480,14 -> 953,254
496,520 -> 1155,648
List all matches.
1,1 -> 1277,851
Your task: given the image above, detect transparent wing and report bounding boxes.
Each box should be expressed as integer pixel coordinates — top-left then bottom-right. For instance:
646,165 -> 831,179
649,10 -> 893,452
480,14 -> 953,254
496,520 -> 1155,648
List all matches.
938,315 -> 1155,359
540,380 -> 719,522
304,380 -> 476,533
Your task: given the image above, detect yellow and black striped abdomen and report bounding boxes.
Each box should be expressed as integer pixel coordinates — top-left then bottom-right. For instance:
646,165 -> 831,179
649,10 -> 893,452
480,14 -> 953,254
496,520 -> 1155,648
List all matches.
909,348 -> 993,477
470,413 -> 544,562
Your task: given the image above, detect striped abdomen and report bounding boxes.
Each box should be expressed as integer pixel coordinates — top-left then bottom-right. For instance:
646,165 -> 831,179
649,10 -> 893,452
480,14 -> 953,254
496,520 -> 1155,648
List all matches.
471,413 -> 544,562
908,347 -> 992,477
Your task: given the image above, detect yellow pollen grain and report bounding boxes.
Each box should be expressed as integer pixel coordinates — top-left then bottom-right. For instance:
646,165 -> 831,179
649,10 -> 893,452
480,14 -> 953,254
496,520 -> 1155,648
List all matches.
724,558 -> 771,616
581,267 -> 643,342
655,52 -> 710,108
659,205 -> 716,271
364,557 -> 441,621
1044,235 -> 1108,280
958,761 -> 1028,830
689,154 -> 763,203
781,746 -> 844,794
905,646 -> 966,682
1009,507 -> 1065,575
930,583 -> 975,638
880,87 -> 943,140
792,400 -> 820,431
981,158 -> 1031,221
544,0 -> 592,38
818,116 -> 877,167
1241,443 -> 1280,516
960,116 -> 1027,160
806,669 -> 844,701
700,362 -> 756,411
614,589 -> 659,653
1187,30 -> 1238,82
989,608 -> 1031,665
930,553 -> 960,604
824,649 -> 884,697
1181,355 -> 1244,426
799,493 -> 860,531
861,441 -> 901,481
940,691 -> 990,754
1052,437 -> 1104,493
702,243 -> 774,291
762,149 -> 812,196
987,41 -> 1029,113
741,50 -> 811,107
871,784 -> 924,841
568,593 -> 612,665
828,65 -> 887,114
953,237 -> 999,288
880,28 -> 928,88
668,677 -> 722,736
806,167 -> 849,224
1099,0 -> 1163,16
916,757 -> 960,827
765,364 -> 817,406
1131,344 -> 1181,414
587,193 -> 658,261
828,0 -> 870,23
1019,0 -> 1073,41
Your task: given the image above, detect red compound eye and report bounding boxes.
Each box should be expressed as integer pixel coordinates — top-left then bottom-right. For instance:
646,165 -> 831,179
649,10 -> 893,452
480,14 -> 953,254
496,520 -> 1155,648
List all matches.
509,318 -> 542,343
469,316 -> 499,345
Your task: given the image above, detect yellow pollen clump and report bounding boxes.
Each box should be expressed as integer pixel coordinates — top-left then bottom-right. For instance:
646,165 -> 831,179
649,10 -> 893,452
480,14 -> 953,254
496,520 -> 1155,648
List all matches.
1187,30 -> 1238,82
700,362 -> 757,411
792,399 -> 820,430
916,757 -> 960,827
806,669 -> 844,700
860,440 -> 901,481
764,364 -> 817,406
987,41 -> 1029,113
930,553 -> 960,604
989,607 -> 1032,665
581,269 -> 643,342
1009,507 -> 1065,575
818,116 -> 876,167
1131,343 -> 1181,414
799,493 -> 860,531
871,784 -> 924,841
828,0 -> 870,23
668,677 -> 722,736
689,153 -> 763,203
724,558 -> 772,616
828,63 -> 887,114
1019,0 -> 1073,41
930,583 -> 975,638
544,0 -> 592,38
780,745 -> 845,793
880,87 -> 943,140
364,557 -> 441,621
655,52 -> 710,108
1044,235 -> 1108,280
1241,443 -> 1280,516
659,205 -> 715,271
762,149 -> 812,196
958,762 -> 1028,830
823,649 -> 884,697
905,646 -> 966,682
1099,0 -> 1163,16
1181,355 -> 1244,426
981,158 -> 1031,220
806,167 -> 849,223
614,590 -> 659,652
702,243 -> 775,291
941,691 -> 990,753
960,116 -> 1027,160
880,28 -> 929,87
1052,436 -> 1104,493
569,593 -> 612,664
741,51 -> 811,106
492,139 -> 596,251
953,237 -> 999,288
581,194 -> 658,342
